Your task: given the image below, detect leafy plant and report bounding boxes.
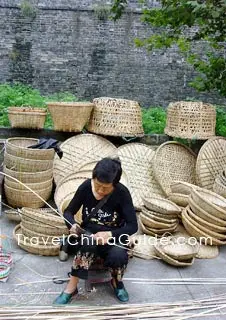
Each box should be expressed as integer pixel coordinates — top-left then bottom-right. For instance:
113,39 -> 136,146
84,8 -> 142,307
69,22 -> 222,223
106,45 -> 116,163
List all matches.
216,106 -> 226,137
142,107 -> 166,134
20,0 -> 37,19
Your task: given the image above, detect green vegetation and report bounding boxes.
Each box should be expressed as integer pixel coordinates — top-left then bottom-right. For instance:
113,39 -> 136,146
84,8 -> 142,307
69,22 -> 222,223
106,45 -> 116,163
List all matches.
142,107 -> 166,134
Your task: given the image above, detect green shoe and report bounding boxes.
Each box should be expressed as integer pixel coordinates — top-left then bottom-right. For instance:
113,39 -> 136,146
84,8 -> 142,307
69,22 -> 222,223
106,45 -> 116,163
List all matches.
111,280 -> 129,302
53,288 -> 78,305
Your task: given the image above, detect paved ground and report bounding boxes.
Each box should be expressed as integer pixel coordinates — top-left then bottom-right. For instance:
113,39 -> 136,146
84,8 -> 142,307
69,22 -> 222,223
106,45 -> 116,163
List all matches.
1,210 -> 226,319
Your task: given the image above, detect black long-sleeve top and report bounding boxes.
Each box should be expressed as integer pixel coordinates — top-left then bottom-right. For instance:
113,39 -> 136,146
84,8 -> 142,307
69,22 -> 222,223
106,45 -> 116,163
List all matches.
63,179 -> 138,240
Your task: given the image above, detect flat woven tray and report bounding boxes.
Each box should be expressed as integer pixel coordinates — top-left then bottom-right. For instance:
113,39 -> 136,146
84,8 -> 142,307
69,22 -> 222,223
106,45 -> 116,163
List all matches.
117,143 -> 165,210
53,134 -> 117,185
153,141 -> 196,196
196,137 -> 226,190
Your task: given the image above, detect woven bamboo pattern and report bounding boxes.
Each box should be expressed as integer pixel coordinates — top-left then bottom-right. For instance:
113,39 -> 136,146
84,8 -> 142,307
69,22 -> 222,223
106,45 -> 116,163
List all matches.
191,188 -> 226,220
53,134 -> 117,185
142,195 -> 181,215
140,212 -> 177,230
153,141 -> 196,196
196,243 -> 219,259
4,184 -> 52,208
87,97 -> 144,137
117,143 -> 165,210
13,225 -> 60,256
4,209 -> 21,222
4,152 -> 53,172
170,181 -> 199,195
129,234 -> 156,260
3,166 -> 53,183
213,176 -> 226,198
168,193 -> 189,207
47,102 -> 94,132
161,238 -> 199,261
8,107 -> 46,129
21,207 -> 66,226
6,137 -> 55,160
141,207 -> 178,224
164,101 -> 216,139
21,219 -> 68,236
20,224 -> 56,244
4,177 -> 52,191
196,137 -> 226,190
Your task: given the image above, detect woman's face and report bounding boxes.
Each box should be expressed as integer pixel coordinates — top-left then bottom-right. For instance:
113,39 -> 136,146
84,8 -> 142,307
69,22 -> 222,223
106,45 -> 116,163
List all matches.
92,178 -> 114,199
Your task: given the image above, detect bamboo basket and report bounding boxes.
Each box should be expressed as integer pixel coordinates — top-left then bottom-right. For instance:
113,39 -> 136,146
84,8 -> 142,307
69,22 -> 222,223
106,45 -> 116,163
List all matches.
164,101 -> 216,139
13,225 -> 60,256
142,196 -> 181,215
213,176 -> 226,198
4,152 -> 53,172
21,219 -> 68,236
4,177 -> 52,191
8,107 -> 47,129
47,102 -> 94,132
4,184 -> 52,208
154,243 -> 195,266
6,137 -> 55,160
20,224 -> 56,244
87,97 -> 144,137
3,166 -> 53,183
4,209 -> 21,222
170,181 -> 199,195
168,193 -> 189,207
21,207 -> 65,227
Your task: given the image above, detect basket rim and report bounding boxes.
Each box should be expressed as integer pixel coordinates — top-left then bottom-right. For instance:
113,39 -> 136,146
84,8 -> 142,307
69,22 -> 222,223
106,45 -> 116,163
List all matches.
47,101 -> 94,107
6,137 -> 54,155
142,195 -> 181,215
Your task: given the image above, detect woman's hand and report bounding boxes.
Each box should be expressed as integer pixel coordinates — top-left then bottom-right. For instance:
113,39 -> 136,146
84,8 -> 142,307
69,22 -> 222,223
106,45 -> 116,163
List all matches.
93,231 -> 112,245
69,223 -> 82,236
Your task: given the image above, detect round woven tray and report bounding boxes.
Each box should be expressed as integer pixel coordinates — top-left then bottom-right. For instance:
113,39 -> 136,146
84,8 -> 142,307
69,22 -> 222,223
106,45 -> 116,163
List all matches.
6,137 -> 55,160
117,143 -> 165,210
189,196 -> 226,227
87,97 -> 144,137
4,152 -> 53,172
196,244 -> 219,259
142,195 -> 181,215
141,206 -> 178,224
53,134 -> 117,185
170,181 -> 199,195
213,176 -> 226,198
129,234 -> 157,260
164,101 -> 216,139
168,193 -> 189,207
140,212 -> 177,230
154,243 -> 195,266
153,141 -> 196,196
196,137 -> 226,190
3,166 -> 53,183
13,225 -> 60,256
191,188 -> 226,220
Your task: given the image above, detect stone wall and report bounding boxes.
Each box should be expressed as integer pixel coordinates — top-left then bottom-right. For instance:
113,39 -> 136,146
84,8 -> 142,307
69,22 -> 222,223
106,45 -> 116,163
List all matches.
0,0 -> 225,107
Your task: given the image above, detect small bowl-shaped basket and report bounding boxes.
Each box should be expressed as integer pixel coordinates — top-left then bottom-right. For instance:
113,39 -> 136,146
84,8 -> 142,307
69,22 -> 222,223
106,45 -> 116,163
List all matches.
8,107 -> 46,129
142,196 -> 181,216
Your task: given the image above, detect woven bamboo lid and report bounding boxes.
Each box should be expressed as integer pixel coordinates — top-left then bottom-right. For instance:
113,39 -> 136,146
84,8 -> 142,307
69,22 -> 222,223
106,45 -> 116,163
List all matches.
87,97 -> 144,137
196,137 -> 226,190
153,141 -> 196,196
164,101 -> 216,139
117,143 -> 165,210
53,134 -> 117,185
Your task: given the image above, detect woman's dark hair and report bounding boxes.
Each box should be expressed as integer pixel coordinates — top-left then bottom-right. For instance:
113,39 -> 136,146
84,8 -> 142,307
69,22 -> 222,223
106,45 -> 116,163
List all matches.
92,157 -> 122,186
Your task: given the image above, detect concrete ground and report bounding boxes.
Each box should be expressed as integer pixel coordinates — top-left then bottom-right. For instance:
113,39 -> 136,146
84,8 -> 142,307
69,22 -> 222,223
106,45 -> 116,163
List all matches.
1,210 -> 226,319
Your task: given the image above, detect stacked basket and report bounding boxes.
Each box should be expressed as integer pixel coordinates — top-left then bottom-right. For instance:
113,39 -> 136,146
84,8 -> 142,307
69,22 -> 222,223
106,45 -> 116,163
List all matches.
139,196 -> 180,236
213,171 -> 226,198
4,138 -> 54,208
13,207 -> 69,256
182,188 -> 226,245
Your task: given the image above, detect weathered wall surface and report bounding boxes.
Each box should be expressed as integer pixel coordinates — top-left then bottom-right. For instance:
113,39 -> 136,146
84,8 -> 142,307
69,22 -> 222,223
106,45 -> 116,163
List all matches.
0,0 -> 225,107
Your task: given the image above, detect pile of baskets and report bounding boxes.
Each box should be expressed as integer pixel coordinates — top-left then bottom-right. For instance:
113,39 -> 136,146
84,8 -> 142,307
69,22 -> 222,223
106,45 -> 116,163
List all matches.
4,138 -> 54,208
13,207 -> 69,256
182,188 -> 226,245
139,196 -> 180,236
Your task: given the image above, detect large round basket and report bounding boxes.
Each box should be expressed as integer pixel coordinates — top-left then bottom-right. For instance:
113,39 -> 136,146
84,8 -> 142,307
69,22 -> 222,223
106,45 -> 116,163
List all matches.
213,176 -> 226,198
13,225 -> 60,256
53,134 -> 117,185
8,107 -> 47,129
4,152 -> 53,172
6,137 -> 54,160
164,101 -> 216,139
153,141 -> 196,196
4,184 -> 52,208
3,166 -> 53,183
196,137 -> 226,190
117,143 -> 165,210
47,102 -> 94,132
4,177 -> 52,191
87,97 -> 144,137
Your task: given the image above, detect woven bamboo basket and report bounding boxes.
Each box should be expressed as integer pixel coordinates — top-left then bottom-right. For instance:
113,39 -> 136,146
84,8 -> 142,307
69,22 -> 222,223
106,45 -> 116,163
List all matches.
164,101 -> 216,139
87,97 -> 144,137
53,134 -> 117,185
20,224 -> 56,244
154,243 -> 195,266
6,137 -> 55,160
141,206 -> 178,224
153,142 -> 196,196
187,204 -> 226,233
168,193 -> 189,207
189,196 -> 226,227
191,188 -> 226,220
13,225 -> 60,256
170,181 -> 199,195
47,102 -> 94,132
140,212 -> 177,230
185,206 -> 226,240
4,152 -> 53,172
142,196 -> 181,216
161,238 -> 199,261
4,184 -> 52,208
139,216 -> 157,236
182,207 -> 226,245
21,207 -> 65,227
129,234 -> 157,260
21,219 -> 68,236
3,166 -> 53,183
196,243 -> 219,259
213,176 -> 226,198
4,177 -> 52,191
4,209 -> 21,222
8,107 -> 47,129
196,137 -> 226,190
